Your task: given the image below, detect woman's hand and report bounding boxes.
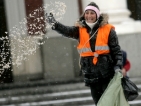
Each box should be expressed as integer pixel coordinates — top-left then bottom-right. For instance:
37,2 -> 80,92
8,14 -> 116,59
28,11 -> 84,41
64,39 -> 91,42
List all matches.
121,68 -> 127,76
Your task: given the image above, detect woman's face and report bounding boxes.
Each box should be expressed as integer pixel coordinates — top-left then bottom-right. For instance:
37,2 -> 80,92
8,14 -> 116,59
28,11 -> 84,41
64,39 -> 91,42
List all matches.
84,10 -> 97,23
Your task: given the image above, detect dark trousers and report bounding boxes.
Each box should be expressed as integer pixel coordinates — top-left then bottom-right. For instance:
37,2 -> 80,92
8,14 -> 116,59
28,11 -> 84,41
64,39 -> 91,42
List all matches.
90,77 -> 112,105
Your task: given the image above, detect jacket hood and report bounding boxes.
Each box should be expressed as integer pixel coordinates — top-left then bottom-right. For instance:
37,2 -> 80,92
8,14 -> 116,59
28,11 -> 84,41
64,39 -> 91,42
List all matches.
75,13 -> 109,28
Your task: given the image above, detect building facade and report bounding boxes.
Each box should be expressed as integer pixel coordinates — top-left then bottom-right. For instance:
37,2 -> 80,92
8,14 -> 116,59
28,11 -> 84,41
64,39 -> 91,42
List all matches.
1,0 -> 141,83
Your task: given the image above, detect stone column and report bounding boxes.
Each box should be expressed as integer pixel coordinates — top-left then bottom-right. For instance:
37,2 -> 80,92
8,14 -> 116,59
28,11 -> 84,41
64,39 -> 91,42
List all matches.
5,0 -> 26,31
4,0 -> 43,82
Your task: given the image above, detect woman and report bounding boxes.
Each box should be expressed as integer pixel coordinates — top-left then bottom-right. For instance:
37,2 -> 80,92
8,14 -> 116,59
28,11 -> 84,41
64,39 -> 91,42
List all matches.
46,2 -> 123,105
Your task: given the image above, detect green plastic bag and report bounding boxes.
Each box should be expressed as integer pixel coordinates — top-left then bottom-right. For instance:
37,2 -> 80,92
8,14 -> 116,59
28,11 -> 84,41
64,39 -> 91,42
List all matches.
97,72 -> 129,106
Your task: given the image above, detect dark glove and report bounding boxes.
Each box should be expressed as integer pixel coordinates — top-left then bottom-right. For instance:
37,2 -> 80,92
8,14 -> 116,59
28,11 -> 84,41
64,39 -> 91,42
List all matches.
46,13 -> 56,25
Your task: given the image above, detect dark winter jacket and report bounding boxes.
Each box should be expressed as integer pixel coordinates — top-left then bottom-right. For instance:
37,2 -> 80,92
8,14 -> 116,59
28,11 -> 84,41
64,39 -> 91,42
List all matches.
52,13 -> 123,85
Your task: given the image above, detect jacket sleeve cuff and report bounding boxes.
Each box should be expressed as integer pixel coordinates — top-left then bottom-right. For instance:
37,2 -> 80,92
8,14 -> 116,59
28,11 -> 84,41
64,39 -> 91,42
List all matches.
114,66 -> 120,71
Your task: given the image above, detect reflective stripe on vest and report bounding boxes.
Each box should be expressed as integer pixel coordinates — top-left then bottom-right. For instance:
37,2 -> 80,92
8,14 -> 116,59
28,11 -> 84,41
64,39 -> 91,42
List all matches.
77,24 -> 115,64
78,46 -> 109,54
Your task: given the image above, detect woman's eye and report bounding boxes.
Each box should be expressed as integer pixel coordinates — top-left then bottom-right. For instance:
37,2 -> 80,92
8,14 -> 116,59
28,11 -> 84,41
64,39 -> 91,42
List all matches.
91,12 -> 95,15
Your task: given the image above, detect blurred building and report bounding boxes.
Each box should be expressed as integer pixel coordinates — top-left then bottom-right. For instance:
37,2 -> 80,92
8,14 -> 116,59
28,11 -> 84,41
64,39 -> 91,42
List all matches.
1,0 -> 141,83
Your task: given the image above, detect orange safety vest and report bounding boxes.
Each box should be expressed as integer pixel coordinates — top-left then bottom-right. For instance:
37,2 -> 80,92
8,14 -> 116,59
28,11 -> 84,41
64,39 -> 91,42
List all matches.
77,24 -> 115,65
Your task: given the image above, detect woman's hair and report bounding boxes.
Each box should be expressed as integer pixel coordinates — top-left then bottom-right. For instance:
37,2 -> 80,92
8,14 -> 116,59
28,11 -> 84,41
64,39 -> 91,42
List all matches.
87,2 -> 100,10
